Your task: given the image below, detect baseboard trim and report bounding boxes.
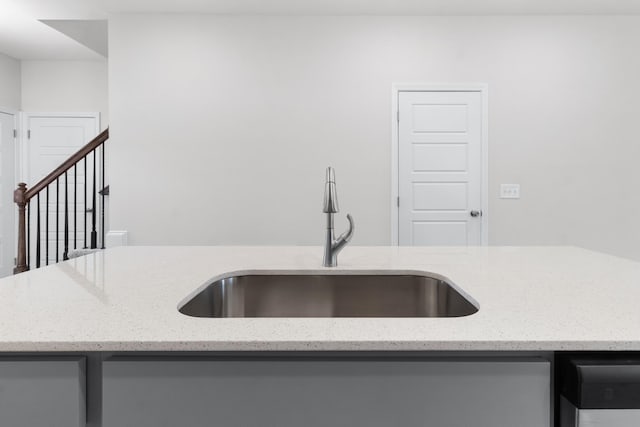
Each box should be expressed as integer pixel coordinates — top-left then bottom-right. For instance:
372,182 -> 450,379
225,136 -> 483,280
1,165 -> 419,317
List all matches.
105,231 -> 128,247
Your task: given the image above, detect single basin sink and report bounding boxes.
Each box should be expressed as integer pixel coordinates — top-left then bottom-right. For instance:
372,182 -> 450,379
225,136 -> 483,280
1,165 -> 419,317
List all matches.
179,273 -> 478,318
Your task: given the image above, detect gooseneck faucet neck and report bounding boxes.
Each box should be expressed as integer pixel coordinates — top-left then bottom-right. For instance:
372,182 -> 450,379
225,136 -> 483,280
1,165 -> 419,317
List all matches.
322,167 -> 355,267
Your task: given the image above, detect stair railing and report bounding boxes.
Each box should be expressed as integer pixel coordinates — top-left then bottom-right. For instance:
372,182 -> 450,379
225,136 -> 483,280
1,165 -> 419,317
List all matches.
13,128 -> 109,274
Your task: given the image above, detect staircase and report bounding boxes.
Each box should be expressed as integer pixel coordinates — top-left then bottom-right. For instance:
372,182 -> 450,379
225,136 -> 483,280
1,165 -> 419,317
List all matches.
13,128 -> 109,273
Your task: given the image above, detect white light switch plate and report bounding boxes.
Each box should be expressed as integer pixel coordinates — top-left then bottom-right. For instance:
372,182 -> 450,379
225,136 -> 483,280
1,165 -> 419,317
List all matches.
500,184 -> 520,199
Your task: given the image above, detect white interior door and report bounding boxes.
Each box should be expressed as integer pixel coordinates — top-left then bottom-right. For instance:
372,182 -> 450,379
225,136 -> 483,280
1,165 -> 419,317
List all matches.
398,91 -> 485,246
0,112 -> 16,277
23,114 -> 99,264
25,115 -> 98,185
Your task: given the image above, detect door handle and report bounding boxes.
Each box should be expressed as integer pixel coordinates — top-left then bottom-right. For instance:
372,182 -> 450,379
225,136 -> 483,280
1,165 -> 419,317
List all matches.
470,210 -> 482,217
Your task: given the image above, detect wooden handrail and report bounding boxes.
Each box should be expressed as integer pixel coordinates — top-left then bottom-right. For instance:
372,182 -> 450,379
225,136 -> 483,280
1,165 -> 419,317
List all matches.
14,127 -> 109,274
24,128 -> 109,201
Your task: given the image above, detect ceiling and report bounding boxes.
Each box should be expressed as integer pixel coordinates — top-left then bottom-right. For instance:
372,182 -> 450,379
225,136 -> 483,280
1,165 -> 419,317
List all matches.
12,0 -> 640,16
0,1 -> 105,60
2,0 -> 640,60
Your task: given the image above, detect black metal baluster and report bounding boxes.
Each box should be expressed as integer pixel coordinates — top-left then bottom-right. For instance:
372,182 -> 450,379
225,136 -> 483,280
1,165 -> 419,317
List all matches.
46,186 -> 49,266
91,149 -> 97,249
64,172 -> 69,261
56,178 -> 59,263
84,157 -> 87,249
27,201 -> 30,269
101,143 -> 105,249
36,194 -> 41,268
74,164 -> 77,250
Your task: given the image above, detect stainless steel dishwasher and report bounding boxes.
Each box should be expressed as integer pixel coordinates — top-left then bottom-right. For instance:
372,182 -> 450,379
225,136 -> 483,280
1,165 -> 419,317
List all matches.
560,356 -> 640,426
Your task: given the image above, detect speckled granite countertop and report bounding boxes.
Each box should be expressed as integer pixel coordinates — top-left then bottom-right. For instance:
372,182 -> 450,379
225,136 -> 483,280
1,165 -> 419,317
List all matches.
0,246 -> 638,352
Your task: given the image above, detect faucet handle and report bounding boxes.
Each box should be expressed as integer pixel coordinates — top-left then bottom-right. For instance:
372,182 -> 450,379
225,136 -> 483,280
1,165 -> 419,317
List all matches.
337,214 -> 355,243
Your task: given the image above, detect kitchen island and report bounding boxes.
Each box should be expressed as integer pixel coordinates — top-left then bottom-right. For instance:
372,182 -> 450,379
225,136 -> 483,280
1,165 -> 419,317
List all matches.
0,246 -> 638,427
1,245 -> 639,352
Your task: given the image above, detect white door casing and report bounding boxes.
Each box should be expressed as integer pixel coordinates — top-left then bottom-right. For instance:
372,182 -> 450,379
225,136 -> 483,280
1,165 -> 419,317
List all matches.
0,111 -> 16,277
392,85 -> 488,246
21,113 -> 99,264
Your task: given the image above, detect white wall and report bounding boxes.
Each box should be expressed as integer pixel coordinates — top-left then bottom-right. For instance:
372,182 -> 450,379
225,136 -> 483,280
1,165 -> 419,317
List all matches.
109,15 -> 640,259
0,52 -> 21,110
21,60 -> 109,129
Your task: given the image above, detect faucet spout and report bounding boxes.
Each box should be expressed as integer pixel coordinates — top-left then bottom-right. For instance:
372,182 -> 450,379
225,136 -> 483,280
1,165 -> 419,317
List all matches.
322,167 -> 354,267
323,167 -> 339,213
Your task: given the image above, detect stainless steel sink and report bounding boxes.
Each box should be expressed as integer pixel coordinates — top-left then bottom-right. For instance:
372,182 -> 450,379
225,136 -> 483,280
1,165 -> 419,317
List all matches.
179,273 -> 478,318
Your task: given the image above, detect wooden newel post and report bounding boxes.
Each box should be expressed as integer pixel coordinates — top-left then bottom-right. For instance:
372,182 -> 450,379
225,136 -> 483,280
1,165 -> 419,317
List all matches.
14,183 -> 29,274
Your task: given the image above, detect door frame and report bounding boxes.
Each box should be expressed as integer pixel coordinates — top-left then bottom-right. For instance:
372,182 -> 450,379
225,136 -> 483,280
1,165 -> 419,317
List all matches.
19,112 -> 100,184
0,107 -> 18,273
0,107 -> 19,194
391,83 -> 489,246
0,106 -> 19,186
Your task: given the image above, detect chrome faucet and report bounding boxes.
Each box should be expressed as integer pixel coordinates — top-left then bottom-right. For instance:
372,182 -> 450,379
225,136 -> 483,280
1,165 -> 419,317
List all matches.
323,167 -> 355,267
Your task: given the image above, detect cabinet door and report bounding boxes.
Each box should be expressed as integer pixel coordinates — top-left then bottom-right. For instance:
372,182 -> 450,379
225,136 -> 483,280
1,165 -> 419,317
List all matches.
104,357 -> 550,427
0,357 -> 86,427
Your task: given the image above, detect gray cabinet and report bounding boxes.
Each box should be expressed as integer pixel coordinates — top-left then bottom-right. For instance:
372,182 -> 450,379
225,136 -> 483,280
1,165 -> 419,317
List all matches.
0,357 -> 86,427
103,357 -> 550,427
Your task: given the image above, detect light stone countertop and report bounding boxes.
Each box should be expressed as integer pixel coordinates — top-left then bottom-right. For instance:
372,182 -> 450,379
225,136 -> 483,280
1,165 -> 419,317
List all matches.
1,245 -> 639,352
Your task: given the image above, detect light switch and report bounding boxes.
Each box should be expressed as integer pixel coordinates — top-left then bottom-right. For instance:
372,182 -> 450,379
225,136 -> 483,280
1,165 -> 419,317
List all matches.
500,184 -> 520,199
